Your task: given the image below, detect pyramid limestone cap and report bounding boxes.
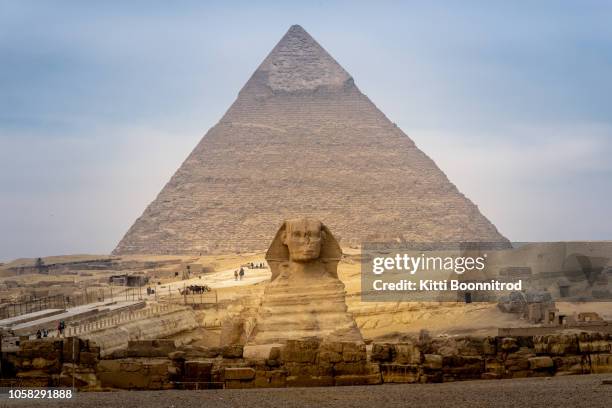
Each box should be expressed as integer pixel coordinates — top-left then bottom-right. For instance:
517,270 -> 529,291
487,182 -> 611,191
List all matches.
248,25 -> 352,92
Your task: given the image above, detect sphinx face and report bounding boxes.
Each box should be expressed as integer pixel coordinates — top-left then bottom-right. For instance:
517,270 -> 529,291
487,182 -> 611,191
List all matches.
283,219 -> 323,262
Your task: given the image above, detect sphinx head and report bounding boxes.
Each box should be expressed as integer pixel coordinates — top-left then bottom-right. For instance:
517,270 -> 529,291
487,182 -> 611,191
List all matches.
282,218 -> 323,262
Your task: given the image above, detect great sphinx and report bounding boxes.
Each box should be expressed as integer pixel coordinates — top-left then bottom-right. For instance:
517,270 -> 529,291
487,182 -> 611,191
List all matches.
248,218 -> 362,345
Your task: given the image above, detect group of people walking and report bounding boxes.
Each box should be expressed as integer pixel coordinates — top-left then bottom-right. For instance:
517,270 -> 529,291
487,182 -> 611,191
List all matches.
234,267 -> 245,281
233,261 -> 267,281
34,320 -> 65,339
249,262 -> 266,269
35,328 -> 49,338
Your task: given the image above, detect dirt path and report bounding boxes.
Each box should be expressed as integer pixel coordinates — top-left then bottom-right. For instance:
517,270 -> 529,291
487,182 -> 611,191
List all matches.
4,374 -> 611,408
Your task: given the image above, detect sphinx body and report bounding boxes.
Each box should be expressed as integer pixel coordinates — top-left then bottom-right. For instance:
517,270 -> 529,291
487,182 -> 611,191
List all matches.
248,218 -> 362,345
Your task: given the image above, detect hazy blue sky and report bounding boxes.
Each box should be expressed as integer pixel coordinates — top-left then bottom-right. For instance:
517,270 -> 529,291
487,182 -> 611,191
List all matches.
1,1 -> 611,261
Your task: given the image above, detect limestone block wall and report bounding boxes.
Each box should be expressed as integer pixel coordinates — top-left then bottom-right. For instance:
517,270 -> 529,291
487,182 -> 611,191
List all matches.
2,338 -> 100,388
2,332 -> 611,390
102,332 -> 612,390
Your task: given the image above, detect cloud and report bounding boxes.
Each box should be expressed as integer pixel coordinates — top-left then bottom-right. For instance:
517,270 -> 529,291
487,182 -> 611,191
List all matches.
1,1 -> 612,260
412,122 -> 612,241
0,123 -> 199,261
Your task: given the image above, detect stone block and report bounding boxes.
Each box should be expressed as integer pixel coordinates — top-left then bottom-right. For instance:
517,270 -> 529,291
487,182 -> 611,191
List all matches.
266,359 -> 280,367
534,334 -> 578,355
187,346 -> 221,358
97,367 -> 149,389
321,341 -> 343,354
334,362 -> 367,376
455,337 -> 484,355
552,356 -> 587,375
420,371 -> 443,383
499,337 -> 519,352
184,361 -> 213,380
96,359 -> 121,373
370,343 -> 392,362
222,344 -> 244,359
528,356 -> 554,370
16,370 -> 52,387
224,367 -> 256,380
505,348 -> 535,373
429,337 -> 459,356
342,347 -> 366,363
485,357 -> 505,376
442,356 -> 483,380
393,342 -> 421,364
591,353 -> 612,374
342,342 -> 366,354
483,337 -> 496,355
254,370 -> 287,388
146,361 -> 169,376
380,364 -> 420,383
243,344 -> 281,361
578,332 -> 611,354
59,364 -> 100,390
423,354 -> 442,370
284,362 -> 333,377
62,338 -> 82,362
32,357 -> 56,370
334,373 -> 382,386
319,350 -> 342,363
79,352 -> 99,367
281,340 -> 319,363
168,351 -> 186,361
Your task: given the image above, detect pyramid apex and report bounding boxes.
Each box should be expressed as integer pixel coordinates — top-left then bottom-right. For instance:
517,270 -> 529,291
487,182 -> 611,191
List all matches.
244,24 -> 352,93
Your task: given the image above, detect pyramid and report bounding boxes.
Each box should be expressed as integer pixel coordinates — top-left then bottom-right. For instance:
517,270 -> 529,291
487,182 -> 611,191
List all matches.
114,25 -> 508,255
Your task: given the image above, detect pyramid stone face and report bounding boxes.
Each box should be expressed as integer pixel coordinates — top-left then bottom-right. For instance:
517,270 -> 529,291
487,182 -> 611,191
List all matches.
114,25 -> 508,255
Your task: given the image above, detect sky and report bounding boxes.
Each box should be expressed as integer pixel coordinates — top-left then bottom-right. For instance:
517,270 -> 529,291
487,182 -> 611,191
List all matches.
1,1 -> 611,261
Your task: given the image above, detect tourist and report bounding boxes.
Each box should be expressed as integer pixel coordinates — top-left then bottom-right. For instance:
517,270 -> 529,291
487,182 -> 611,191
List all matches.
234,269 -> 238,280
36,329 -> 42,339
239,267 -> 245,280
43,329 -> 48,338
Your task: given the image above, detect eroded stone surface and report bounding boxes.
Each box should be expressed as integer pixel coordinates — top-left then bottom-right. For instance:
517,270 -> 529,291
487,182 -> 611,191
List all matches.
248,219 -> 361,345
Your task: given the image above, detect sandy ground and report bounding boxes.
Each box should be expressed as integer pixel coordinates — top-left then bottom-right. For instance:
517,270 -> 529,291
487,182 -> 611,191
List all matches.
3,375 -> 611,408
5,251 -> 612,340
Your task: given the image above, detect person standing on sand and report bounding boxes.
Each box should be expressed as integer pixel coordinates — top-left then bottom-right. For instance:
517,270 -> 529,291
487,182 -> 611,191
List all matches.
234,269 -> 239,281
239,267 -> 244,280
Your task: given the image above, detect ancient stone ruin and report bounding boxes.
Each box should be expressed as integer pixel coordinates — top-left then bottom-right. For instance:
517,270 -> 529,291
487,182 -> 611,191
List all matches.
4,332 -> 611,390
248,218 -> 361,345
114,25 -> 508,255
